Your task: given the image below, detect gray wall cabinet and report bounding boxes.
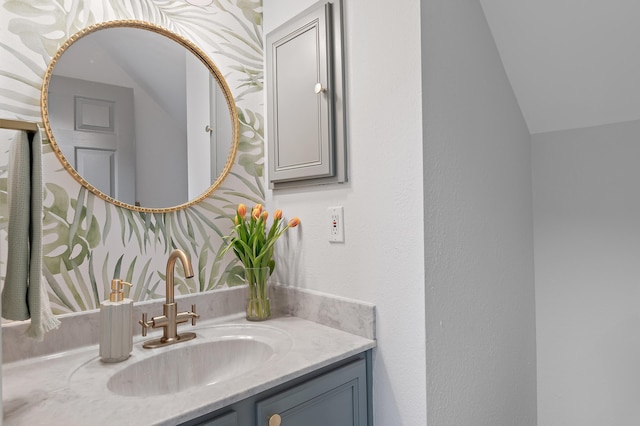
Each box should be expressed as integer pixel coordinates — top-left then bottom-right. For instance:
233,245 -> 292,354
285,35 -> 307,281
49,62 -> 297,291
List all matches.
181,351 -> 371,426
266,0 -> 347,189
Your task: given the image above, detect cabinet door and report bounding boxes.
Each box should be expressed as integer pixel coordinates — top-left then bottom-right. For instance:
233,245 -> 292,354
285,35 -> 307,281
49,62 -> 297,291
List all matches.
256,359 -> 367,426
267,2 -> 333,183
194,410 -> 238,426
266,0 -> 347,189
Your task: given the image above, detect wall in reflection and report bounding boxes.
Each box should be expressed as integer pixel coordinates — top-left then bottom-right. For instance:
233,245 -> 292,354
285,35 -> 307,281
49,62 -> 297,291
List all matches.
47,27 -> 233,208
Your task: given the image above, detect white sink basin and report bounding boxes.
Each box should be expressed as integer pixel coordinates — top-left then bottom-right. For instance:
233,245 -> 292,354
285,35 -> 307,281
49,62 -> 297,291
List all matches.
108,338 -> 273,396
69,324 -> 292,397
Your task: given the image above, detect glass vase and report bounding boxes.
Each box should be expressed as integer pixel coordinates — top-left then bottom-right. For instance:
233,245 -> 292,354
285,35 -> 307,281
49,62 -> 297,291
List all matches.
244,266 -> 271,321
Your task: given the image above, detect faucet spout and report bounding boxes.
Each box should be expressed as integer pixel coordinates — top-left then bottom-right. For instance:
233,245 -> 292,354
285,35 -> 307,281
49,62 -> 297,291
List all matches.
166,249 -> 194,304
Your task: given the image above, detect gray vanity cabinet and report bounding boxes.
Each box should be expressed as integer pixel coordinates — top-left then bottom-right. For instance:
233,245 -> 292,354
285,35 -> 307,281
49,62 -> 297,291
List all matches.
182,352 -> 371,426
266,0 -> 347,189
256,358 -> 368,426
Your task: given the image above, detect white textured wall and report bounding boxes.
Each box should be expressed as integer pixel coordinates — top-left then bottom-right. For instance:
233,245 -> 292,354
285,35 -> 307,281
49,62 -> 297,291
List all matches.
533,120 -> 640,426
264,0 -> 427,424
421,0 -> 537,424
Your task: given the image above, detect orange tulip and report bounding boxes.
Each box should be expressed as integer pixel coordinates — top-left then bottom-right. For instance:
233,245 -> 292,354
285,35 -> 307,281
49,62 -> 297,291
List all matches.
288,217 -> 300,227
252,204 -> 263,219
222,205 -> 301,281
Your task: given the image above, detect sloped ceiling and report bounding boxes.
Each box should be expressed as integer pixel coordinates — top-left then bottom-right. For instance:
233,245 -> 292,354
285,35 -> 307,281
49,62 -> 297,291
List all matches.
479,0 -> 640,134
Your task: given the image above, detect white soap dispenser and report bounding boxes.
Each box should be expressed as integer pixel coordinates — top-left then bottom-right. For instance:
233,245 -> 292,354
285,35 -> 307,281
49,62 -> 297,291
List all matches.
100,279 -> 133,363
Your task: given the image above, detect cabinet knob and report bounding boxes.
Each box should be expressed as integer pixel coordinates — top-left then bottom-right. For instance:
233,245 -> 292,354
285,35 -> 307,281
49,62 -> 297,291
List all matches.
314,83 -> 326,94
268,413 -> 282,426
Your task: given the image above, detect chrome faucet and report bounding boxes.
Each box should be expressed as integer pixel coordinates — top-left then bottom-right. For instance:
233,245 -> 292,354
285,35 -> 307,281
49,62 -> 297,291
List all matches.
139,249 -> 200,349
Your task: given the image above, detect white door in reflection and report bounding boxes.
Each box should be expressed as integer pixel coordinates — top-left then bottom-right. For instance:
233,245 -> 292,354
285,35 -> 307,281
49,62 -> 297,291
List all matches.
48,75 -> 135,204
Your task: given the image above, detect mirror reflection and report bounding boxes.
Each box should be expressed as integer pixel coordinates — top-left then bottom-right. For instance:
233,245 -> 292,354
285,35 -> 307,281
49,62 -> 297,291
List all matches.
44,24 -> 236,210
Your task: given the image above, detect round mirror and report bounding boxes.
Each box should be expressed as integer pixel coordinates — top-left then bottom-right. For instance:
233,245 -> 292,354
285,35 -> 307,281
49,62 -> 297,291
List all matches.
41,20 -> 238,212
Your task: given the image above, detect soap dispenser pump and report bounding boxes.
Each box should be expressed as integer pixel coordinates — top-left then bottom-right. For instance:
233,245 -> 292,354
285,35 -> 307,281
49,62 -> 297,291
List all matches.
100,279 -> 133,363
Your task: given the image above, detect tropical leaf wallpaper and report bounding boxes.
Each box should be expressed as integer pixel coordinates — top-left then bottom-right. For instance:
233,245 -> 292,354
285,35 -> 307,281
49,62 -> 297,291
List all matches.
0,0 -> 264,314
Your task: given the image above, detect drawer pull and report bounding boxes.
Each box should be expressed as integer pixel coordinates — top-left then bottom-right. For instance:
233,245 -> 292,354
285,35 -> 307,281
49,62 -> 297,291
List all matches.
268,413 -> 282,426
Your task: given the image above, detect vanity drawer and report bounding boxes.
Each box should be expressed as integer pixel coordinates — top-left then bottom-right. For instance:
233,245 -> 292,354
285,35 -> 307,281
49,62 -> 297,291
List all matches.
256,358 -> 368,426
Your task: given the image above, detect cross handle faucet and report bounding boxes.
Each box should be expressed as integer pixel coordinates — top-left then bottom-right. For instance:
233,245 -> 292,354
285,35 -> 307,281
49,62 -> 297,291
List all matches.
139,249 -> 200,349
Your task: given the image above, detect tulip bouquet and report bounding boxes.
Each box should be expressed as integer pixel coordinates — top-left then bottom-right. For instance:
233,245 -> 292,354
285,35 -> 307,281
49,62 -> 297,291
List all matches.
222,203 -> 300,320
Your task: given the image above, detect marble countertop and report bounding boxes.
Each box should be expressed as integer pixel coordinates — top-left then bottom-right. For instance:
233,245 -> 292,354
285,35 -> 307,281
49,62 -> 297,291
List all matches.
3,314 -> 376,426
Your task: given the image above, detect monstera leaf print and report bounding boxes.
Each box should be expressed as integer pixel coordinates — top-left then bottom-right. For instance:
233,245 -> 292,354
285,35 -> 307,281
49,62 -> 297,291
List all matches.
42,184 -> 100,275
1,0 -> 265,313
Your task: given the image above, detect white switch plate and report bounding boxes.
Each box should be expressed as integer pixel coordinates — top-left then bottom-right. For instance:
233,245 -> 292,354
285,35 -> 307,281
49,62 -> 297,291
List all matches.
328,206 -> 344,242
